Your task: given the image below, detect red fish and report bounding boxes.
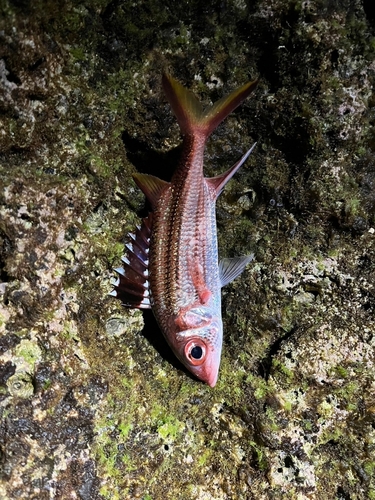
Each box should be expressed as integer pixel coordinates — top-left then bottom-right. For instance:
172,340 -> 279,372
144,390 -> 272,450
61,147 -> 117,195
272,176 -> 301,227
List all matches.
111,74 -> 257,386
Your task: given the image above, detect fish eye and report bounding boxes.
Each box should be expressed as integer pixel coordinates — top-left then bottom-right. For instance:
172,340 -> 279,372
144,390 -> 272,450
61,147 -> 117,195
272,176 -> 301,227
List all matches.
191,346 -> 203,359
184,340 -> 207,366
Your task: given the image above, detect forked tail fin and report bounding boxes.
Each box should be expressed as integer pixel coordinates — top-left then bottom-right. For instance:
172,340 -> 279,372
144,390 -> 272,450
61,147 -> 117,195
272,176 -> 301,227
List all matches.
162,74 -> 258,139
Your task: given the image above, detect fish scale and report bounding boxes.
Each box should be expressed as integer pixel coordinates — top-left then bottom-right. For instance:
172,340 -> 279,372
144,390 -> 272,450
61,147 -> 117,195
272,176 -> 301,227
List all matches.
111,74 -> 258,386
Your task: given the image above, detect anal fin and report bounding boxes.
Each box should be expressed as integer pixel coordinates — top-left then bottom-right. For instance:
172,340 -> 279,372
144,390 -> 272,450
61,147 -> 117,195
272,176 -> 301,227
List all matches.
206,143 -> 257,198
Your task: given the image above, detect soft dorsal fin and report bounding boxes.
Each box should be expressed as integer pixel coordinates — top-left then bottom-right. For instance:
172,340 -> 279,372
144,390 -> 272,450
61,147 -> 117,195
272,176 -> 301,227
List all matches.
219,255 -> 254,287
162,74 -> 258,139
133,173 -> 170,209
206,143 -> 257,198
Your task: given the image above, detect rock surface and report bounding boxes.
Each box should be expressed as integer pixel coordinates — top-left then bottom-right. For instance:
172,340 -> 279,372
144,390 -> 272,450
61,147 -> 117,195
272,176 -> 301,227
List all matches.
1,0 -> 374,499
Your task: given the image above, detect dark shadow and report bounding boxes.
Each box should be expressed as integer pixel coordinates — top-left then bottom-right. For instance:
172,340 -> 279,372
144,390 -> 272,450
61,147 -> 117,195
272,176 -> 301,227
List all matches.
141,310 -> 202,383
122,131 -> 182,181
364,0 -> 375,28
256,325 -> 298,381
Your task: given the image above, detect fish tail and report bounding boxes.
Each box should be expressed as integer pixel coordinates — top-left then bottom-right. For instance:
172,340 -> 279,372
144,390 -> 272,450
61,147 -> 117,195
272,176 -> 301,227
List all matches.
162,74 -> 258,139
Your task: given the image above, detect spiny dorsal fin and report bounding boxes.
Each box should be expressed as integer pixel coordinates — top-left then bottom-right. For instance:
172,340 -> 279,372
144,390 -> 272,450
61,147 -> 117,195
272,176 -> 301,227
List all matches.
110,214 -> 153,309
206,143 -> 257,198
162,74 -> 258,139
133,173 -> 170,209
219,255 -> 254,288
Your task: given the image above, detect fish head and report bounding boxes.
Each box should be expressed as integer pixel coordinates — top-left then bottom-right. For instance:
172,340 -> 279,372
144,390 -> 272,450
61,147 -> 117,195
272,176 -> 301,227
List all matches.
172,307 -> 223,387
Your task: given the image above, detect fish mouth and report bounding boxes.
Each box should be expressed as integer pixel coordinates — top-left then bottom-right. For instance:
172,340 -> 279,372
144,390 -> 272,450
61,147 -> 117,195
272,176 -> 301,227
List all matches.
206,372 -> 218,388
197,359 -> 219,388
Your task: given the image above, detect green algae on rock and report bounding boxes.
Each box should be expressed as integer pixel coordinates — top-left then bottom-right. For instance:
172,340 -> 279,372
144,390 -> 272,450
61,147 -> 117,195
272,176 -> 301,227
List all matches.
1,0 -> 375,498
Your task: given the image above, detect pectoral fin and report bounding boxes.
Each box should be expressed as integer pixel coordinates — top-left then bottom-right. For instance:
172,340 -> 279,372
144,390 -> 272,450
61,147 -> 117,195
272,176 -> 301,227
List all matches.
219,255 -> 254,287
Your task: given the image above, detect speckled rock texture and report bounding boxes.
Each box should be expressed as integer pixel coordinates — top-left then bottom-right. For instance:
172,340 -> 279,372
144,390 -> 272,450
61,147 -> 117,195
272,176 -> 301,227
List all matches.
1,0 -> 374,499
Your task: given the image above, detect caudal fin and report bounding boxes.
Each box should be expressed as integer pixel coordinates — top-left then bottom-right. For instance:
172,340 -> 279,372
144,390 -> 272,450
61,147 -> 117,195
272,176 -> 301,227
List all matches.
162,74 -> 258,139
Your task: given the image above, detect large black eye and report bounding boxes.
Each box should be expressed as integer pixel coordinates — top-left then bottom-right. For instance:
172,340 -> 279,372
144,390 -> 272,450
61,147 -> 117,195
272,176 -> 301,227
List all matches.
184,340 -> 206,365
190,345 -> 203,359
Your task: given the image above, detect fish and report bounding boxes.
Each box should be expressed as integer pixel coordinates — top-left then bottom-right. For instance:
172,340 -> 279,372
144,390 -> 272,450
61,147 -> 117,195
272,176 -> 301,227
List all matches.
110,74 -> 258,387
